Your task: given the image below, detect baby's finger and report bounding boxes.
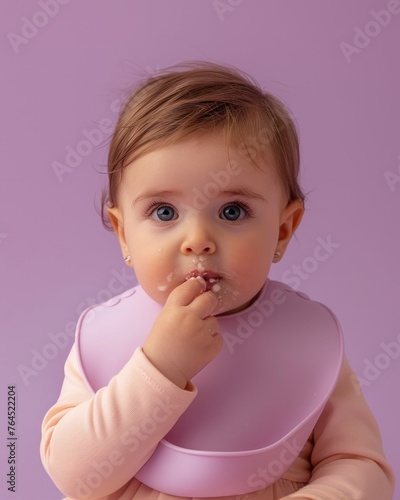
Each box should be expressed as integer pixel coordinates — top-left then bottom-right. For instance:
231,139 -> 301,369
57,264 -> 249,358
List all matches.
203,316 -> 220,336
165,277 -> 206,307
188,289 -> 219,319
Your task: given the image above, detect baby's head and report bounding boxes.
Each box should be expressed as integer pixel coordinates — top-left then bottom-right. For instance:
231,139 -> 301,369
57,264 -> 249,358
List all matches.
102,62 -> 305,314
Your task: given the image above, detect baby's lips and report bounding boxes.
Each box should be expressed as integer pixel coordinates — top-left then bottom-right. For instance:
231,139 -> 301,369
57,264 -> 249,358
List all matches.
187,275 -> 207,290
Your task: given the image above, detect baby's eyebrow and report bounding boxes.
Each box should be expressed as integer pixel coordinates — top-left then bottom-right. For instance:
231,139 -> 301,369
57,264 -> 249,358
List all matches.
132,187 -> 267,206
132,190 -> 178,206
221,188 -> 267,202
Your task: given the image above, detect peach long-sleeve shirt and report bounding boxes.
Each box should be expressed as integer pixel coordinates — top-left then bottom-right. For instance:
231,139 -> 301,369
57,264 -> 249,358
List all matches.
41,344 -> 394,500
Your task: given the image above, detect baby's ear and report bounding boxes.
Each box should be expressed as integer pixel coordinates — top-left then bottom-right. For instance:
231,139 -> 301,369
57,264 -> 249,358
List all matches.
107,207 -> 130,258
278,199 -> 304,248
107,206 -> 122,235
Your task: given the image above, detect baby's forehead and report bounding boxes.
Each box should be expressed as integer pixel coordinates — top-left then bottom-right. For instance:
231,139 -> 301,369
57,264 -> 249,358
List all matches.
121,136 -> 281,201
128,131 -> 276,172
154,128 -> 276,162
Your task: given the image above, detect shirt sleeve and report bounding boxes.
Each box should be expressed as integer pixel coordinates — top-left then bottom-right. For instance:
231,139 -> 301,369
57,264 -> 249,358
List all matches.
40,344 -> 197,499
281,357 -> 395,500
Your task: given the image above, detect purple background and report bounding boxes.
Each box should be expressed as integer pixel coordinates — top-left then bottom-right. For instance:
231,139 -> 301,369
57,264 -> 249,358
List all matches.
1,1 -> 399,498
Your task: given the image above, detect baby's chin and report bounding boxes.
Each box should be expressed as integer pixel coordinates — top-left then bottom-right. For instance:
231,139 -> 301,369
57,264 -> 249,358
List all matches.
215,300 -> 251,316
216,288 -> 263,316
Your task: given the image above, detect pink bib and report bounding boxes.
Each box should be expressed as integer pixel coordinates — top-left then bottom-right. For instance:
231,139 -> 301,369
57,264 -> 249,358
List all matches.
76,280 -> 343,497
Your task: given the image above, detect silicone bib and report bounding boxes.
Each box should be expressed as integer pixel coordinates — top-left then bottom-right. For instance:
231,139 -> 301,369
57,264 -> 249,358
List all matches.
76,280 -> 343,497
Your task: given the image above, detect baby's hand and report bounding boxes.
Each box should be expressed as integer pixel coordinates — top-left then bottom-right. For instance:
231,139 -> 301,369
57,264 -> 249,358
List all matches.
143,277 -> 223,389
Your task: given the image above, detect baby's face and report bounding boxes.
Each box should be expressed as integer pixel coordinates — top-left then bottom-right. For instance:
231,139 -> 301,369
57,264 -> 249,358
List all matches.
109,133 -> 301,315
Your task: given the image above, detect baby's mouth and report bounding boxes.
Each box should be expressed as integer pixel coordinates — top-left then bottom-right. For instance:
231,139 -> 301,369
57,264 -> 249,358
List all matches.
185,270 -> 222,292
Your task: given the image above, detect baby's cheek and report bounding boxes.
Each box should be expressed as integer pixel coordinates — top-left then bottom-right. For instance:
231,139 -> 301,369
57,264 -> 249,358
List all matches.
233,248 -> 272,295
142,285 -> 169,308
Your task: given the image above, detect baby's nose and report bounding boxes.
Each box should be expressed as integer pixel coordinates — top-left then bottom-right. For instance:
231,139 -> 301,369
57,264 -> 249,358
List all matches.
180,225 -> 216,255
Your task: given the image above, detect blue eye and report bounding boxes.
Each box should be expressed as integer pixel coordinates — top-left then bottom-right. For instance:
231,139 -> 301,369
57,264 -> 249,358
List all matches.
220,203 -> 248,221
151,205 -> 177,221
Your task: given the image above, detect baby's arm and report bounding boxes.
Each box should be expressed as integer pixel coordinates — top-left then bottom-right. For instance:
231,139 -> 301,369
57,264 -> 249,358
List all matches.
40,278 -> 222,499
41,344 -> 196,499
282,357 -> 395,500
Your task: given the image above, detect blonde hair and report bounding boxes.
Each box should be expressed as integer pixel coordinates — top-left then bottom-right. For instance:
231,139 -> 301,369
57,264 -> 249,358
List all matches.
101,62 -> 305,229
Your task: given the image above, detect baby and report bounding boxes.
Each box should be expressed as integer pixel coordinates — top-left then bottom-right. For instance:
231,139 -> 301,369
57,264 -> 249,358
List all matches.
41,62 -> 394,499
